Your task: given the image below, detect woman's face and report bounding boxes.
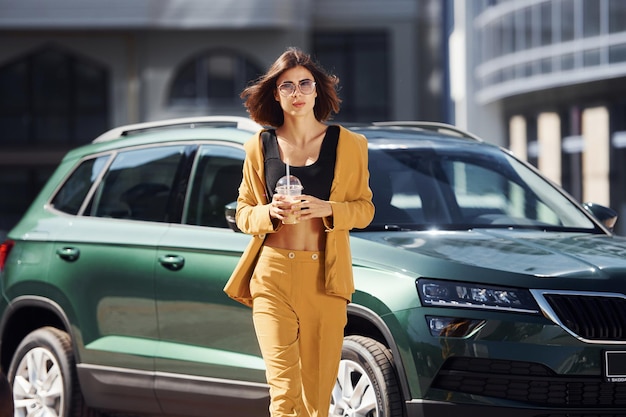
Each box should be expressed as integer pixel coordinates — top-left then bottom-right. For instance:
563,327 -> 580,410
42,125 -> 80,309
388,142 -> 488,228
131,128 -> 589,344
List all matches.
274,65 -> 317,119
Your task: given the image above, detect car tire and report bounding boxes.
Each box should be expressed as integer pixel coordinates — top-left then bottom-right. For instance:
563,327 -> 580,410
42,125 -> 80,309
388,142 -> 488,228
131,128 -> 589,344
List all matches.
331,335 -> 404,417
8,326 -> 100,417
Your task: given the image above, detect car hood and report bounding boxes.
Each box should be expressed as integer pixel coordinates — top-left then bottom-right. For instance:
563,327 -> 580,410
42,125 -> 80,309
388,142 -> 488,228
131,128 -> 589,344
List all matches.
352,229 -> 626,282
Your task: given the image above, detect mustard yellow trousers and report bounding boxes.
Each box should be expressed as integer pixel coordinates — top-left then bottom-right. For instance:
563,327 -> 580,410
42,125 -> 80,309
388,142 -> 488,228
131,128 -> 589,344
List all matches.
250,246 -> 347,417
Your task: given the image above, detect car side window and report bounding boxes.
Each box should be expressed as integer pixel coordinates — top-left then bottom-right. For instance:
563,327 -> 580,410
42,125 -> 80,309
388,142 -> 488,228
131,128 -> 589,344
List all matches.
185,145 -> 244,228
50,155 -> 110,215
86,145 -> 187,222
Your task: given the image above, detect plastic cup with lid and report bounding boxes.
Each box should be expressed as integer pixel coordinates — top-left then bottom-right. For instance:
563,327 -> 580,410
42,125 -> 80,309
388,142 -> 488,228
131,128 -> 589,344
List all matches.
275,175 -> 303,224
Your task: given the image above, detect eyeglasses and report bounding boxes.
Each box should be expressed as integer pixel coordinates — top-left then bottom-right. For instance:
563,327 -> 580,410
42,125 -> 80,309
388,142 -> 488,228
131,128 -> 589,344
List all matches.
277,79 -> 316,96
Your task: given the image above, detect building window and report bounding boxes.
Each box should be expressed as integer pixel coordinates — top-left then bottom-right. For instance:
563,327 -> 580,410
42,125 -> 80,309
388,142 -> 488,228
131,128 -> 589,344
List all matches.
560,106 -> 583,202
313,32 -> 390,122
168,49 -> 263,107
610,100 -> 626,236
582,0 -> 601,37
540,1 -> 553,46
0,44 -> 109,147
0,44 -> 109,234
525,115 -> 539,168
560,0 -> 575,42
609,0 -> 626,33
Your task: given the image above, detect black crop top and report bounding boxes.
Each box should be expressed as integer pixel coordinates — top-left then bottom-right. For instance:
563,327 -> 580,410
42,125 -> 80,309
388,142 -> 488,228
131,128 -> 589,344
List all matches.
262,125 -> 339,200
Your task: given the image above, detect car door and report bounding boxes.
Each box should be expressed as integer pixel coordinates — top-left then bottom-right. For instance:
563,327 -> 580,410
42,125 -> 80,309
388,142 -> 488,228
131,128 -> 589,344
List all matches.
48,144 -> 190,413
154,143 -> 268,417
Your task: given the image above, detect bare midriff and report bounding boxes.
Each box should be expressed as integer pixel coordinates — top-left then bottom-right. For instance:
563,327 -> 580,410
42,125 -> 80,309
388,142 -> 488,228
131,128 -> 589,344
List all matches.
265,217 -> 326,252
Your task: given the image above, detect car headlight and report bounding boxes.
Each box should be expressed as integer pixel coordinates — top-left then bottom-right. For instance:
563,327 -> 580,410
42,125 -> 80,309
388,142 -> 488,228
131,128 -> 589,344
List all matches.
417,278 -> 540,314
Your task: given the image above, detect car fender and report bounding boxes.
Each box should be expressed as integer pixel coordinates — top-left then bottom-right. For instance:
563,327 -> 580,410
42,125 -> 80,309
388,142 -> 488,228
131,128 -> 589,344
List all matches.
0,295 -> 77,368
347,301 -> 417,403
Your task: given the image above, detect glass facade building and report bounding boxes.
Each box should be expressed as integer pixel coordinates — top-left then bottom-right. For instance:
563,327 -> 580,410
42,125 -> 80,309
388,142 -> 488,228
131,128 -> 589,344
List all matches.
465,0 -> 626,235
473,0 -> 626,103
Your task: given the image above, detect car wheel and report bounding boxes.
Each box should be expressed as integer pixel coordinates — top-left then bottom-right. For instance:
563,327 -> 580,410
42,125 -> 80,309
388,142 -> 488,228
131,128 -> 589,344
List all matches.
331,335 -> 404,417
8,326 -> 99,417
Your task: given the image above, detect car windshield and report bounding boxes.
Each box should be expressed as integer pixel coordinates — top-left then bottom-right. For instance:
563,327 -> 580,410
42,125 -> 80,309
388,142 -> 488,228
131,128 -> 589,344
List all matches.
361,141 -> 598,232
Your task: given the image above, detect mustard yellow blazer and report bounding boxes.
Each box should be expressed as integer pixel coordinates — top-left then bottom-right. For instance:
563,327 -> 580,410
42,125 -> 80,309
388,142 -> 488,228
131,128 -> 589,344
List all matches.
223,126 -> 374,307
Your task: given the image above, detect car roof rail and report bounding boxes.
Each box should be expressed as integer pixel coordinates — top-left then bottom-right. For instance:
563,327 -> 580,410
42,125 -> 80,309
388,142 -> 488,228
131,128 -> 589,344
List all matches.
371,121 -> 483,142
92,116 -> 262,143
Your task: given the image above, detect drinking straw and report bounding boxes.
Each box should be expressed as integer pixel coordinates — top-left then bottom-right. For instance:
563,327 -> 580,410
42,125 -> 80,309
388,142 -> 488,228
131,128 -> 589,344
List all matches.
286,158 -> 290,189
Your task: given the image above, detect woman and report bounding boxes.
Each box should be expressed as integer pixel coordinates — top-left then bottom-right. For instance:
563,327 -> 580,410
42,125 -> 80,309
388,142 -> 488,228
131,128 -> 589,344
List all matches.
224,47 -> 374,417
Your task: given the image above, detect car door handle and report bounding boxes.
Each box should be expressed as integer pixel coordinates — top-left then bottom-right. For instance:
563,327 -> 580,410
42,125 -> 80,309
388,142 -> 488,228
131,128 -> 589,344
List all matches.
158,254 -> 185,271
56,247 -> 80,262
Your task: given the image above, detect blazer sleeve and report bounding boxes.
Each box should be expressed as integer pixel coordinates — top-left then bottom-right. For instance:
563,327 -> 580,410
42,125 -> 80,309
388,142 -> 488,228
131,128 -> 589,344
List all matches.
323,129 -> 374,231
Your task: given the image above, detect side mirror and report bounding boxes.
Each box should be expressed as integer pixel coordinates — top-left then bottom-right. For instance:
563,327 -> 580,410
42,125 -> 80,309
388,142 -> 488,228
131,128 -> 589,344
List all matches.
225,202 -> 241,233
583,202 -> 618,232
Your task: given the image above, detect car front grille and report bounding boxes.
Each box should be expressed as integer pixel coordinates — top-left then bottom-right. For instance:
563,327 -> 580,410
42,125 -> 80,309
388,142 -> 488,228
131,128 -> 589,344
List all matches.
542,293 -> 626,341
432,357 -> 626,407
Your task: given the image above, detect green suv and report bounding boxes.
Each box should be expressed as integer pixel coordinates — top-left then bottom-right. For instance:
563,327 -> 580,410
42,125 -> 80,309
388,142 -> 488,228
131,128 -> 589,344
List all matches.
1,116 -> 626,417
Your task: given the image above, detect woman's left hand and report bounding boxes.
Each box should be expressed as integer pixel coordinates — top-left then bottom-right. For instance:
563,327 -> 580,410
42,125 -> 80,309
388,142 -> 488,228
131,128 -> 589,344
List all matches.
296,194 -> 333,220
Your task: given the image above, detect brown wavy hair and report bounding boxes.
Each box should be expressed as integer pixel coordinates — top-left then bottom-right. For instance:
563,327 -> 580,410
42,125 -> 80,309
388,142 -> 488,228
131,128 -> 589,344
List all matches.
241,47 -> 341,127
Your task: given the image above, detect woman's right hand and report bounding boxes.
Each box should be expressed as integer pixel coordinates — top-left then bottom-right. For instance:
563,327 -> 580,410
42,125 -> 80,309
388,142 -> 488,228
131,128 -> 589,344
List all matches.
270,194 -> 300,222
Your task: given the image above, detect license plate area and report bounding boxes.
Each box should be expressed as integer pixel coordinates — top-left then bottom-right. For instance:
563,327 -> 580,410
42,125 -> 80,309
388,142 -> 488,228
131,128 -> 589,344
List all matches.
604,351 -> 626,382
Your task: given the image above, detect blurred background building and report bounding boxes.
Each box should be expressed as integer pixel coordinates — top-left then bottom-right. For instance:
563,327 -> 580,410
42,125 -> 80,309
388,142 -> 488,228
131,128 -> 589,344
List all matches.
0,0 -> 449,233
454,0 -> 626,235
2,0 -> 626,235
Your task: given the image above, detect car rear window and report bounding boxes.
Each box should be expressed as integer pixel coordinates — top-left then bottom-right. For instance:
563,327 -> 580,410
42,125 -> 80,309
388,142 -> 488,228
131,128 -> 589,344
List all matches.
50,155 -> 110,215
86,145 -> 187,222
